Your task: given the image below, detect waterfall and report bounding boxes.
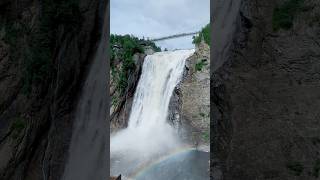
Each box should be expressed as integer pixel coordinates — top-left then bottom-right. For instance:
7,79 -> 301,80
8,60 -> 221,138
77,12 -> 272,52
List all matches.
111,49 -> 195,177
62,7 -> 109,180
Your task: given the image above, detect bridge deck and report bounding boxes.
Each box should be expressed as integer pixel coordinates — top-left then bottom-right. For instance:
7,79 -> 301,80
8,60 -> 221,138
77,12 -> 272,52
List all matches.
149,32 -> 199,42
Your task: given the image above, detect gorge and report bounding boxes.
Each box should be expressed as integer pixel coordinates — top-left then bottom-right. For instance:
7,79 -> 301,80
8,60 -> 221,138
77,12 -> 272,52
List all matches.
111,49 -> 192,178
110,32 -> 210,179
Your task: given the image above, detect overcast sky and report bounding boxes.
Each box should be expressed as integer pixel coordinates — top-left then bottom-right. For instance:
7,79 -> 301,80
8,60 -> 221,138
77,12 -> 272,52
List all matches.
110,0 -> 210,50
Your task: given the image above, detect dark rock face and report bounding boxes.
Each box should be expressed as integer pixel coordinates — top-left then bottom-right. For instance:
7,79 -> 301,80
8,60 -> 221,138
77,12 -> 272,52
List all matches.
212,0 -> 320,179
0,0 -> 108,179
167,86 -> 182,129
110,53 -> 146,130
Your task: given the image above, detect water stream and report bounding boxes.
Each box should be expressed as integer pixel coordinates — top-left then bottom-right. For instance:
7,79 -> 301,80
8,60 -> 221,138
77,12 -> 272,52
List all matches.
62,9 -> 109,180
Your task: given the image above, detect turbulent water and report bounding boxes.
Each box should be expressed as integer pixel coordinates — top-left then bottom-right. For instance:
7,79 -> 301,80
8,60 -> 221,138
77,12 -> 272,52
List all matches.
62,13 -> 109,180
135,150 -> 210,180
111,49 -> 195,178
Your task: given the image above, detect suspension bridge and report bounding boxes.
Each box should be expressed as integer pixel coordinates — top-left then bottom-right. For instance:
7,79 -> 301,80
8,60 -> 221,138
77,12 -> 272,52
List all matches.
147,32 -> 199,42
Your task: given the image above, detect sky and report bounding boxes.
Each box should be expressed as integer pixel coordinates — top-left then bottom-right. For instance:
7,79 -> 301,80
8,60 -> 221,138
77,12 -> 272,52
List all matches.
110,0 -> 210,50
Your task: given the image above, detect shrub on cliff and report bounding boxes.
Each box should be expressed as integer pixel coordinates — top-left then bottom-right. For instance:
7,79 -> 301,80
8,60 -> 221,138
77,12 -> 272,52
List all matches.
272,0 -> 304,31
195,59 -> 208,71
193,23 -> 210,46
313,159 -> 320,178
110,34 -> 161,93
3,0 -> 83,94
286,161 -> 304,176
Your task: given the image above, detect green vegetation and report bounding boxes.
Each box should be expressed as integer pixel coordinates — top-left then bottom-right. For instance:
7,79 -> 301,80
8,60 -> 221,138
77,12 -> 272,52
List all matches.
195,59 -> 208,71
193,24 -> 210,46
199,112 -> 209,118
272,0 -> 304,31
3,23 -> 23,63
286,161 -> 304,176
110,34 -> 161,93
110,34 -> 144,93
140,39 -> 161,52
3,23 -> 19,47
23,0 -> 82,94
199,112 -> 206,117
312,159 -> 320,178
3,0 -> 82,94
112,96 -> 119,106
311,137 -> 320,145
22,31 -> 53,94
202,131 -> 210,142
309,14 -> 320,27
10,117 -> 26,139
41,0 -> 82,34
2,21 -> 49,94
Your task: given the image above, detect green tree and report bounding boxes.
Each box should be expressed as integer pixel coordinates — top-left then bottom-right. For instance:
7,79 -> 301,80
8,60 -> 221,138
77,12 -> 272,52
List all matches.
193,23 -> 210,46
110,34 -> 161,93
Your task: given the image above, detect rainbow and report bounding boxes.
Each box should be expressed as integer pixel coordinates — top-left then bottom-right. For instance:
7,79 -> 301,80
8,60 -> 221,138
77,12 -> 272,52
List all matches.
129,146 -> 197,179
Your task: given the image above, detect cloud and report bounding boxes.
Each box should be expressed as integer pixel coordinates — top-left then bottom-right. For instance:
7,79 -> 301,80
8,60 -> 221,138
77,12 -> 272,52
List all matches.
111,0 -> 210,38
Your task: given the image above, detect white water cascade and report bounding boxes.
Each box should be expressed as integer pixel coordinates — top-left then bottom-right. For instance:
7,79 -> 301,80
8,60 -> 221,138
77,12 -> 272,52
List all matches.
62,10 -> 108,180
110,49 -> 195,177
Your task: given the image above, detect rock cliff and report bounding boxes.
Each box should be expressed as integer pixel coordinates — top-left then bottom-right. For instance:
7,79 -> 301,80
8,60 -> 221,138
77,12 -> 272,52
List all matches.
168,40 -> 210,150
212,0 -> 320,179
0,0 -> 107,179
110,52 -> 146,131
109,34 -> 160,131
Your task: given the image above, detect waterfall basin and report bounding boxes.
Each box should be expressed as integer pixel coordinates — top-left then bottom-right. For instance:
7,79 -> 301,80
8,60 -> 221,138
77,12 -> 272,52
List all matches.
133,149 -> 209,180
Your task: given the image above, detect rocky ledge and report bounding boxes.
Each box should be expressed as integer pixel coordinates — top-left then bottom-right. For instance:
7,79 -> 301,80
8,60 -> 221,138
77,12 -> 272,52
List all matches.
168,40 -> 210,150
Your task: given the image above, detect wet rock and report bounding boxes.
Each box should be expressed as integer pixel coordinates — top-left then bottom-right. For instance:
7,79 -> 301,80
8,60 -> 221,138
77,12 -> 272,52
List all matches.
0,0 -> 108,179
168,40 -> 210,148
211,0 -> 320,179
110,175 -> 121,180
